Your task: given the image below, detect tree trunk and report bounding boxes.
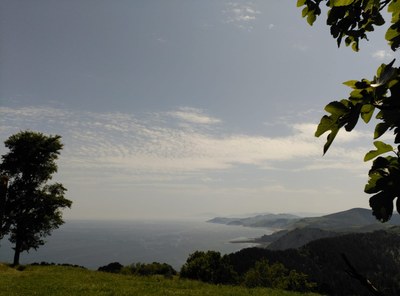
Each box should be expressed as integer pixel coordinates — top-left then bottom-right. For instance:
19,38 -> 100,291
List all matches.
0,176 -> 8,238
13,237 -> 21,266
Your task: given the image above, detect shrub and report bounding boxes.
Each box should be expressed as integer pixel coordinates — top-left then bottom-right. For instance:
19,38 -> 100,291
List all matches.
243,259 -> 315,292
180,251 -> 238,284
130,262 -> 177,277
98,262 -> 123,273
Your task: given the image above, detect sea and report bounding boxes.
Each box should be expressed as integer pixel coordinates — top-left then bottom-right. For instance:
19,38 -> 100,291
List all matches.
0,219 -> 272,270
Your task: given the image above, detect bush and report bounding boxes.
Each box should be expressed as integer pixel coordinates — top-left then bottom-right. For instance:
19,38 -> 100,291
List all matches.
243,259 -> 316,292
100,261 -> 177,278
180,251 -> 238,284
98,262 -> 123,273
128,262 -> 177,277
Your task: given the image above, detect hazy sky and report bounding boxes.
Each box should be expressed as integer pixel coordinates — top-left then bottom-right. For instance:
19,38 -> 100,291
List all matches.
0,0 -> 395,220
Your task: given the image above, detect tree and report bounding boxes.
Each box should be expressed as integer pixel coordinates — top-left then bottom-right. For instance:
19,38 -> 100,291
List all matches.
243,259 -> 316,292
297,0 -> 400,222
0,131 -> 72,265
180,251 -> 238,284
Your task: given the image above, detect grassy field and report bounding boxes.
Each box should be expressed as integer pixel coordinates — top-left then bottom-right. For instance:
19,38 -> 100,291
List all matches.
0,264 -> 320,296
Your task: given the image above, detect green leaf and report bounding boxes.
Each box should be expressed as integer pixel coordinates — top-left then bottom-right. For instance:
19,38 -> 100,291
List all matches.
374,122 -> 390,139
388,0 -> 400,13
331,0 -> 355,7
351,41 -> 359,52
343,80 -> 359,88
297,0 -> 306,7
315,116 -> 335,137
307,11 -> 317,26
360,104 -> 375,123
323,128 -> 339,155
364,141 -> 394,162
386,27 -> 400,42
324,101 -> 348,116
344,103 -> 361,132
369,191 -> 394,222
364,172 -> 381,194
302,7 -> 308,18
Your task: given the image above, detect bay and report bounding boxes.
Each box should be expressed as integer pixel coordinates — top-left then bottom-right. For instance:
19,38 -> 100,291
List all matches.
0,220 -> 272,270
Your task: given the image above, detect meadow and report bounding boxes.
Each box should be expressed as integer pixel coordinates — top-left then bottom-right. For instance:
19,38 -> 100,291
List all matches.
0,264 -> 320,296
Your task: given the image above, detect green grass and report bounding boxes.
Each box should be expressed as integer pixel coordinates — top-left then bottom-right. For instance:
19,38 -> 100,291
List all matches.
0,264 -> 321,296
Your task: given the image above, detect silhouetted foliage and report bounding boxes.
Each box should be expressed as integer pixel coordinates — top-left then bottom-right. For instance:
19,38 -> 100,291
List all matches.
179,250 -> 316,292
228,229 -> 400,295
0,131 -> 72,265
98,262 -> 124,273
30,262 -> 86,269
243,259 -> 316,292
180,251 -> 238,285
123,262 -> 177,277
98,261 -> 177,278
298,0 -> 400,222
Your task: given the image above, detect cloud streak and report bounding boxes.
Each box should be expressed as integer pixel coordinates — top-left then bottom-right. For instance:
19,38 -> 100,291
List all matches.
372,49 -> 394,61
0,106 -> 370,186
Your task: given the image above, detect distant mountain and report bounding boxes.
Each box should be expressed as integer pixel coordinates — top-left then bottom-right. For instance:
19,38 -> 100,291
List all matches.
285,207 -> 400,231
207,213 -> 300,229
211,208 -> 400,250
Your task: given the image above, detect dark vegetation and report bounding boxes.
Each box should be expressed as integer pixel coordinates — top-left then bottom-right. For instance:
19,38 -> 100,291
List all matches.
10,222 -> 399,295
0,131 -> 71,265
176,227 -> 400,295
228,230 -> 400,295
299,0 -> 400,222
179,250 -> 316,293
4,227 -> 400,295
98,261 -> 177,278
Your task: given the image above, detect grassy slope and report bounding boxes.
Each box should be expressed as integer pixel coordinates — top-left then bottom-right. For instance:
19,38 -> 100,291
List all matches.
0,264 -> 319,296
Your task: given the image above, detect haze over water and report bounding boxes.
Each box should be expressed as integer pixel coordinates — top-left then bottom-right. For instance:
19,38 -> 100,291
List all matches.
0,219 -> 272,270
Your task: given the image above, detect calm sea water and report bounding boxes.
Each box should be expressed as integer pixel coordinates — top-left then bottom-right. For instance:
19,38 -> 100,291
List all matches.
0,220 -> 272,270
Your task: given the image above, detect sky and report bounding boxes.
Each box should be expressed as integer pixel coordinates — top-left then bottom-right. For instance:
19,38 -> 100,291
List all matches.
0,0 -> 396,220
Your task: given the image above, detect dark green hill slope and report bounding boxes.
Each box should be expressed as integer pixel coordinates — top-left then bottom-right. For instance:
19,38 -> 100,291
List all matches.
228,229 -> 400,296
286,208 -> 400,231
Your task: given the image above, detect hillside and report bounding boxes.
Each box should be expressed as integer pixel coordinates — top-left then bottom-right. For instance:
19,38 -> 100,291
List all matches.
286,208 -> 400,231
228,229 -> 400,295
210,208 -> 400,231
0,264 -> 319,296
214,208 -> 400,250
265,228 -> 337,250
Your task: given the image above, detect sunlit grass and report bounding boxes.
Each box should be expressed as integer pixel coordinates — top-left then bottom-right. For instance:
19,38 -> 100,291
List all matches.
0,264 -> 320,296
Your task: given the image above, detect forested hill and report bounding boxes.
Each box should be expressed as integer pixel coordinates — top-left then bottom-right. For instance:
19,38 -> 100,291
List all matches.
227,229 -> 400,296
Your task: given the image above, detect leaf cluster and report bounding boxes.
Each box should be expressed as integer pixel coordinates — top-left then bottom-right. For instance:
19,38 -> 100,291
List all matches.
297,0 -> 399,51
315,60 -> 400,221
298,0 -> 400,222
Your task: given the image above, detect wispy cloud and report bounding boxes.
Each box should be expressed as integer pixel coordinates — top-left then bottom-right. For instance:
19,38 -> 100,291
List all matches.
372,49 -> 394,61
0,106 -> 370,186
293,43 -> 309,52
168,107 -> 221,125
223,2 -> 260,30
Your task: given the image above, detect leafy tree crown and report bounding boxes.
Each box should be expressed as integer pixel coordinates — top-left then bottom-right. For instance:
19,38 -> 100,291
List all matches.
298,0 -> 400,222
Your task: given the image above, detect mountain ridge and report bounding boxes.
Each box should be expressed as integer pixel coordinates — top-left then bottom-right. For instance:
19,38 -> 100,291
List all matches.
210,208 -> 400,250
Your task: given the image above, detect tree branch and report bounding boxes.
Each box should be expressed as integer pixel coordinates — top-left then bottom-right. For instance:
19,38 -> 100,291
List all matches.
380,0 -> 391,11
341,253 -> 384,296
